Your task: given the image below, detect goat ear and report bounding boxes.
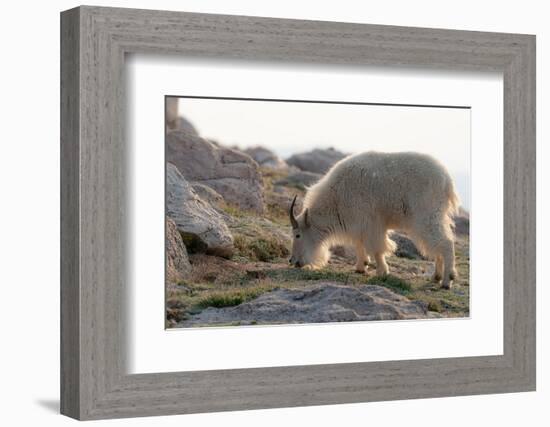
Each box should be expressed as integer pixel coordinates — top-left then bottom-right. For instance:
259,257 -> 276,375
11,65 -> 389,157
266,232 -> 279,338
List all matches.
304,209 -> 311,228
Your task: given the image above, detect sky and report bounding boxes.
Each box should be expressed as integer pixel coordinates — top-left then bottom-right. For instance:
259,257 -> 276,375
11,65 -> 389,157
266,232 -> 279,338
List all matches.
173,97 -> 471,210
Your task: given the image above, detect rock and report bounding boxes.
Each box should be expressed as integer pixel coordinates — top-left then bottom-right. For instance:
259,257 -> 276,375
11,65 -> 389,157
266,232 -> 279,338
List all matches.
244,146 -> 288,170
286,148 -> 347,174
191,183 -> 225,208
166,217 -> 192,283
274,170 -> 322,190
165,99 -> 199,134
330,245 -> 357,262
172,116 -> 199,135
265,191 -> 304,220
166,163 -> 234,257
454,208 -> 469,236
180,283 -> 429,326
390,232 -> 426,260
190,183 -> 235,223
167,129 -> 264,213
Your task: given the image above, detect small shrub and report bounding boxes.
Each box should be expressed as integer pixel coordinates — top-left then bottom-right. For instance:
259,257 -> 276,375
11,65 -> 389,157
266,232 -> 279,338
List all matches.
194,284 -> 275,310
176,280 -> 190,287
202,272 -> 218,283
250,238 -> 288,262
196,293 -> 247,308
427,299 -> 443,312
221,204 -> 247,218
233,234 -> 289,262
194,285 -> 274,309
166,298 -> 188,323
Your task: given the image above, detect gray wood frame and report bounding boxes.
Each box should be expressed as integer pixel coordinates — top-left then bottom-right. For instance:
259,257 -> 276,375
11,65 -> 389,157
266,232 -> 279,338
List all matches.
60,6 -> 536,420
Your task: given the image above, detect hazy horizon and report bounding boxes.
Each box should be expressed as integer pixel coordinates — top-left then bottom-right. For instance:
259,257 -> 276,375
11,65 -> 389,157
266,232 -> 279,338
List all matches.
172,97 -> 471,210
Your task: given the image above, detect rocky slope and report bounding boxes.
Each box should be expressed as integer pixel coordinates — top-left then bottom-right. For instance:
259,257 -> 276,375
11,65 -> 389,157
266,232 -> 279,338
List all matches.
286,147 -> 347,174
167,130 -> 264,213
166,162 -> 234,257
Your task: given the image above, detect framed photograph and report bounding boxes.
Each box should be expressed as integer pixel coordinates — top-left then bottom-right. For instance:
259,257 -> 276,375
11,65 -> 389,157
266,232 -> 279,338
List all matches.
61,6 -> 536,420
164,94 -> 472,329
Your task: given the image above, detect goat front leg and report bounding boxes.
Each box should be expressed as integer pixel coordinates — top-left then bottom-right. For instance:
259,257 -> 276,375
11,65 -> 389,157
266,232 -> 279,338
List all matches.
375,252 -> 389,276
354,242 -> 368,274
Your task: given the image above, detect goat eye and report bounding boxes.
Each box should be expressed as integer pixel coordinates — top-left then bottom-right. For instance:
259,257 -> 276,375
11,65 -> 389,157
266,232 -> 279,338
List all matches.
295,234 -> 301,239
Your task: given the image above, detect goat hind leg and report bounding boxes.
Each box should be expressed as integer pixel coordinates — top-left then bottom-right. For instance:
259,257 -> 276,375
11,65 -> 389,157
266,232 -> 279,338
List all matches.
354,242 -> 367,273
441,240 -> 457,289
432,255 -> 443,283
375,253 -> 389,276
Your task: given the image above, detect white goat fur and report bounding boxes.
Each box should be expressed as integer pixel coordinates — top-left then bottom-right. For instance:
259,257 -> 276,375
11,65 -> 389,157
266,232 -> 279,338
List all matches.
290,151 -> 460,288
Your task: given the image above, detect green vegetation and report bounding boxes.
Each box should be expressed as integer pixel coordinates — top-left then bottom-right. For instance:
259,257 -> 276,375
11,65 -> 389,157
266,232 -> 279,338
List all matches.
366,274 -> 412,295
426,299 -> 443,313
233,234 -> 289,262
195,285 -> 276,309
221,203 -> 247,218
266,268 -> 358,283
167,281 -> 278,323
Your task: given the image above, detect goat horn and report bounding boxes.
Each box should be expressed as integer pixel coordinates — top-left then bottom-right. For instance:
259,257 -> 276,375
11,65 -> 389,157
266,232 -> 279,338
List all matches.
289,195 -> 298,229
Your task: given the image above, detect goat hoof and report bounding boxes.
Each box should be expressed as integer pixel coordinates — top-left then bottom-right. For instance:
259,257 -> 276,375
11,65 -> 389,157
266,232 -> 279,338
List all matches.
432,273 -> 442,283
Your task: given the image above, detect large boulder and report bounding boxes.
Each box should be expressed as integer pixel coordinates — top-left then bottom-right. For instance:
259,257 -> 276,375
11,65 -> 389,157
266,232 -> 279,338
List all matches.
390,232 -> 426,260
166,217 -> 192,283
244,146 -> 288,170
166,163 -> 234,257
274,170 -> 322,190
286,148 -> 347,174
191,183 -> 225,208
180,283 -> 431,326
454,208 -> 470,236
172,116 -> 199,135
167,130 -> 264,213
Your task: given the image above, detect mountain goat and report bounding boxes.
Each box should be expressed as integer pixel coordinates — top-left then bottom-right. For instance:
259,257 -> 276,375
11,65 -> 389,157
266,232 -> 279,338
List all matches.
289,151 -> 460,289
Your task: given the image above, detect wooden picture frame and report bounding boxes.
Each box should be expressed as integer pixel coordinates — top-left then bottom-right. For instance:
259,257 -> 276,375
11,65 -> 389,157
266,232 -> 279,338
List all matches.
60,6 -> 536,420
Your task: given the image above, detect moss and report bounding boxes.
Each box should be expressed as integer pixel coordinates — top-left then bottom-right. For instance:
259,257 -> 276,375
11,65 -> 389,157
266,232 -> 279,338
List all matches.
366,274 -> 412,295
196,292 -> 247,308
426,299 -> 443,312
194,285 -> 275,309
